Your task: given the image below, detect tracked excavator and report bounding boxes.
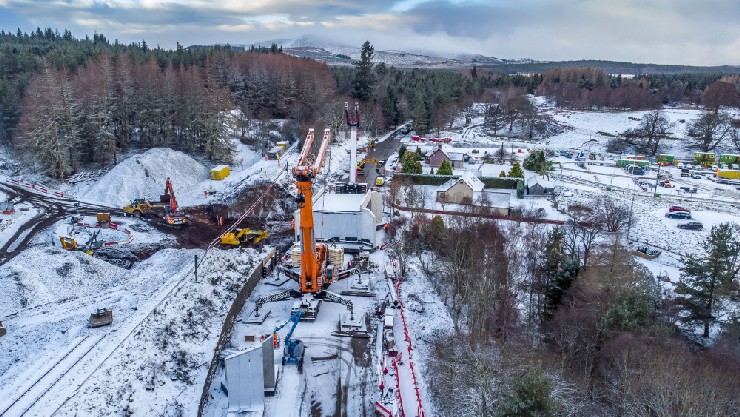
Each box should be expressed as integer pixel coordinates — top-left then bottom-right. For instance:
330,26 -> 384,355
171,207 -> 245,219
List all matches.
253,128 -> 355,321
220,227 -> 269,246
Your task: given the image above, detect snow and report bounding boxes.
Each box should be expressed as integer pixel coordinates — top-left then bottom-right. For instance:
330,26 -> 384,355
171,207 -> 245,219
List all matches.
70,148 -> 209,208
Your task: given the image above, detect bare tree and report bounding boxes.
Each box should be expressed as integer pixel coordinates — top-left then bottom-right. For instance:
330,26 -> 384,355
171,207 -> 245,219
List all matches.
623,110 -> 675,156
688,111 -> 734,152
592,195 -> 630,234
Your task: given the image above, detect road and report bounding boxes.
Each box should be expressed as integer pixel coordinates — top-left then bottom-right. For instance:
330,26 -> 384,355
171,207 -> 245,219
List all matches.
0,181 -> 118,266
356,125 -> 407,186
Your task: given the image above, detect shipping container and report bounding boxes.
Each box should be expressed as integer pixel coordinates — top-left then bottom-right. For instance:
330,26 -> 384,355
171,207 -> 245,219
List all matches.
276,141 -> 289,151
693,152 -> 716,167
210,165 -> 230,180
617,159 -> 650,168
657,154 -> 675,165
717,169 -> 740,180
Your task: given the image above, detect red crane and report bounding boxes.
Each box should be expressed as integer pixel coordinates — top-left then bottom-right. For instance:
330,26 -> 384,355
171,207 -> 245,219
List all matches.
163,177 -> 187,225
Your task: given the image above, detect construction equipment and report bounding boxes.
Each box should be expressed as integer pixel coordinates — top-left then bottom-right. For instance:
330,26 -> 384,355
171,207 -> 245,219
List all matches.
220,228 -> 269,246
162,177 -> 188,225
89,308 -> 113,328
59,230 -> 102,255
122,199 -> 163,218
274,311 -> 305,372
253,128 -> 354,320
357,157 -> 378,171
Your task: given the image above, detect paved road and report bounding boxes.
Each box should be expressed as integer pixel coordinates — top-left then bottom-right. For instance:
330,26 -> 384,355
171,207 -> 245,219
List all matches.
356,125 -> 407,186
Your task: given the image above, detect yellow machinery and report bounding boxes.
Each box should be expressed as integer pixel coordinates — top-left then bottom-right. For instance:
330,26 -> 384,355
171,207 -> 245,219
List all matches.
357,157 -> 378,171
122,199 -> 161,218
375,177 -> 385,186
220,228 -> 269,246
59,230 -> 101,255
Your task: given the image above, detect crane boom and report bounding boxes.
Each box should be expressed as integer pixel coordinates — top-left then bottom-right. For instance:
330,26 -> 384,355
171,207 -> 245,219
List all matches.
294,128 -> 331,294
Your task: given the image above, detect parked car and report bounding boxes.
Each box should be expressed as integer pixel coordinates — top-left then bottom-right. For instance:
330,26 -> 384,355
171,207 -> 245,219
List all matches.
668,205 -> 690,212
665,211 -> 692,219
678,221 -> 703,230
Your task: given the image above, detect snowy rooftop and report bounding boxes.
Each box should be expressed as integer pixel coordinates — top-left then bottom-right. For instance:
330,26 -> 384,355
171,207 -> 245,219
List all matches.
474,190 -> 511,208
526,175 -> 554,188
461,171 -> 485,192
447,152 -> 464,161
313,192 -> 368,212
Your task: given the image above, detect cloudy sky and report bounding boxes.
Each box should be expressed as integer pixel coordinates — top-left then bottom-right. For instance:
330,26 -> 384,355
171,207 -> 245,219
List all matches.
1,0 -> 739,65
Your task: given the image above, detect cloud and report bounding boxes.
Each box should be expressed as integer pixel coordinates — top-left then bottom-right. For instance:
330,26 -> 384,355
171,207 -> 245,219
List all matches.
0,0 -> 738,65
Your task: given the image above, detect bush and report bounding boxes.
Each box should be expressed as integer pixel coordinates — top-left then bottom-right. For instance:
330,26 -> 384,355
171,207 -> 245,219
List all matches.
496,366 -> 559,417
438,160 -> 453,175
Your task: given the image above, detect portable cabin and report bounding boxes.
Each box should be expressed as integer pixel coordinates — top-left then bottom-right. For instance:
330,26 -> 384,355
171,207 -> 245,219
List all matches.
210,165 -> 230,180
693,152 -> 716,167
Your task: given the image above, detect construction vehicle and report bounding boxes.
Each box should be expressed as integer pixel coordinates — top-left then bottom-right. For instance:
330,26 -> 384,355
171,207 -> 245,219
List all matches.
89,308 -> 113,328
59,230 -> 102,255
253,128 -> 354,321
357,157 -> 378,171
220,228 -> 269,246
375,177 -> 385,186
162,177 -> 188,225
273,311 -> 305,372
122,198 -> 163,218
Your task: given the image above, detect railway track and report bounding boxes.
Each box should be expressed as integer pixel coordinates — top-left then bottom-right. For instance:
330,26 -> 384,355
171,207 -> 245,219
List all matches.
0,335 -> 104,416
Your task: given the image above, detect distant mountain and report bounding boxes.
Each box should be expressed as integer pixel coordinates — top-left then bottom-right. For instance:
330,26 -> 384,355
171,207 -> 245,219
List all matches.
237,34 -> 532,68
188,35 -> 740,74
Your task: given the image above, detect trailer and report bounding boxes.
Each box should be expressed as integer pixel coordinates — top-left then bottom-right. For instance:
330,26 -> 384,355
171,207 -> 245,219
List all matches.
717,169 -> 740,180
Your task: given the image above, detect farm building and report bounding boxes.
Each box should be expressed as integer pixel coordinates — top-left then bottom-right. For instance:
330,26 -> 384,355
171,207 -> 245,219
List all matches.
526,175 -> 555,196
436,171 -> 485,204
294,191 -> 382,251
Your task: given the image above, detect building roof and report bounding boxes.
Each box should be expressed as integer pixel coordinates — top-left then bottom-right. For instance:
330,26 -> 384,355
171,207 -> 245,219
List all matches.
313,192 -> 368,213
526,175 -> 554,189
461,171 -> 485,192
447,152 -> 464,161
474,190 -> 511,208
437,178 -> 458,193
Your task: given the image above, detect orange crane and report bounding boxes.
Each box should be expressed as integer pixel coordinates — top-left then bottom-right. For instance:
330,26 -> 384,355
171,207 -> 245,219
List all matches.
255,128 -> 354,320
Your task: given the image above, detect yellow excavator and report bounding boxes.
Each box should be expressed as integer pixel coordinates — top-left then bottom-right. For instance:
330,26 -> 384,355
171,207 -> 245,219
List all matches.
59,230 -> 102,255
220,228 -> 269,247
357,157 -> 378,171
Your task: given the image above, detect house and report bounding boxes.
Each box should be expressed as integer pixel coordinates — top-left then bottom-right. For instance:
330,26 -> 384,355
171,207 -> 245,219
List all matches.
526,175 -> 554,196
436,171 -> 485,204
428,146 -> 451,168
428,145 -> 466,169
447,152 -> 465,169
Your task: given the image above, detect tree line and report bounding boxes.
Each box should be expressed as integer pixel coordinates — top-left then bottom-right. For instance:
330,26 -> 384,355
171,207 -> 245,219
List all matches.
385,186 -> 740,416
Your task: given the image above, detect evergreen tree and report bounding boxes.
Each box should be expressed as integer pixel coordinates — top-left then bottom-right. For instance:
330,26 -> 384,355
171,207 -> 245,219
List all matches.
437,159 -> 453,175
351,41 -> 375,101
499,170 -> 506,177
524,150 -> 547,175
401,151 -> 422,174
508,160 -> 524,178
398,144 -> 407,161
495,366 -> 559,417
679,223 -> 740,337
543,228 -> 580,319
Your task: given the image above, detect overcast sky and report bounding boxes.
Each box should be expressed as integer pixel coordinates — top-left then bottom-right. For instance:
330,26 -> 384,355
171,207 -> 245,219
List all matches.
1,0 -> 738,65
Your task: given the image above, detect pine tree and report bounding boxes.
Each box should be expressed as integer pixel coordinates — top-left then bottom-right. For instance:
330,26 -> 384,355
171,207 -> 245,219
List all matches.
543,228 -> 579,319
508,160 -> 524,178
499,170 -> 506,177
398,144 -> 407,162
437,159 -> 453,175
679,223 -> 740,337
401,151 -> 422,174
351,41 -> 375,101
